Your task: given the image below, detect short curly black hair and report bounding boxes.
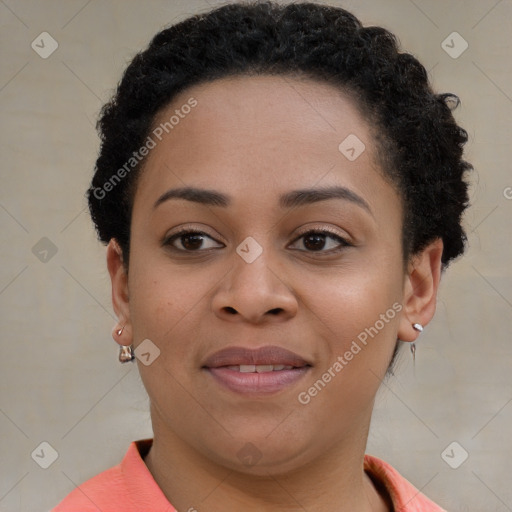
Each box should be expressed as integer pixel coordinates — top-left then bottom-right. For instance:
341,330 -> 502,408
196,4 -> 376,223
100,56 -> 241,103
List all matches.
88,0 -> 472,272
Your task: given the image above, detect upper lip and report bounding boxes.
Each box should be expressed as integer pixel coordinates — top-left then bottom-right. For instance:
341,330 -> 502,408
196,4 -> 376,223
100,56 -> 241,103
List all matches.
203,345 -> 312,368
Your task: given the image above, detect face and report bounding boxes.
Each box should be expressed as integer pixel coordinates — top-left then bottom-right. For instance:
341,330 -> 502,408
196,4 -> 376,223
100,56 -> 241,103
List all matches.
109,74 -> 438,475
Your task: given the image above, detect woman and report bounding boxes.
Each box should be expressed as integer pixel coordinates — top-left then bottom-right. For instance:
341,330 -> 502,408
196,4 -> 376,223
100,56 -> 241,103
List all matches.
52,1 -> 471,510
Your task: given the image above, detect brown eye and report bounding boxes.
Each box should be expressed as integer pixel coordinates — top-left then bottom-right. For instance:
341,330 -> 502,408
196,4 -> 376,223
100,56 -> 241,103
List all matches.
163,230 -> 223,252
289,230 -> 351,253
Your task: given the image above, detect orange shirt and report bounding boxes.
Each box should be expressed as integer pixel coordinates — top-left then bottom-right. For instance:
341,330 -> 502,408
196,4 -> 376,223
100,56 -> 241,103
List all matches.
51,439 -> 446,511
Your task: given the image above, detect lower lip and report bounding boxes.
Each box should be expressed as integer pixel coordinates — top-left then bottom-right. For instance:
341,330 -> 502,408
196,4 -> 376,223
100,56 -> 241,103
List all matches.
205,367 -> 310,395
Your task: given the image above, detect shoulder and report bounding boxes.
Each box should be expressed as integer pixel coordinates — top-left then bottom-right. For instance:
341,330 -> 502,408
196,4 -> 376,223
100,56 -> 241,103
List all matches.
51,439 -> 176,512
364,454 -> 448,512
51,463 -> 128,511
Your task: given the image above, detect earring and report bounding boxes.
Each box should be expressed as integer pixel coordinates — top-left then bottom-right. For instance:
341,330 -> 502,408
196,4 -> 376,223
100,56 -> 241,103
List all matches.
113,325 -> 125,338
410,323 -> 424,363
113,325 -> 135,363
119,344 -> 135,363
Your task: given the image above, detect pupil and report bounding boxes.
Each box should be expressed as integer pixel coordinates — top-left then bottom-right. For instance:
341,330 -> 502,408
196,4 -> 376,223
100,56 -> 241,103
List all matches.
304,234 -> 325,251
182,234 -> 203,250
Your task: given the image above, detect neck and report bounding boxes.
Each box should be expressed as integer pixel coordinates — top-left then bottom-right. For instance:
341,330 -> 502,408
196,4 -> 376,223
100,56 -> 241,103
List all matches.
144,407 -> 391,512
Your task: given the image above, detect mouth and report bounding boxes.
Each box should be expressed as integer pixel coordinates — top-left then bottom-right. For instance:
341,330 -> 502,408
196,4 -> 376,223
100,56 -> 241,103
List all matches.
202,345 -> 312,395
224,364 -> 297,372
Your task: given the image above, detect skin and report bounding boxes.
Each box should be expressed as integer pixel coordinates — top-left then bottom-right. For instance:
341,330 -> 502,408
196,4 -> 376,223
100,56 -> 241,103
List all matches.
107,74 -> 443,512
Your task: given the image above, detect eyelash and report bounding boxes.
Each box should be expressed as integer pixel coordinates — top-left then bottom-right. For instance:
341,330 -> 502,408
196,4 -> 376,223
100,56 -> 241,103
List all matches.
162,227 -> 352,255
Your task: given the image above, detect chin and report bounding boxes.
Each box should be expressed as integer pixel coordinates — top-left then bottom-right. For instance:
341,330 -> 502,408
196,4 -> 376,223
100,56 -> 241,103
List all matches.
200,431 -> 316,477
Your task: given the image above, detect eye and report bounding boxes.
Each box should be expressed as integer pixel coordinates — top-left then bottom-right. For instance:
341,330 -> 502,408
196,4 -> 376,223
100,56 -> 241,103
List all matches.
288,229 -> 352,253
163,228 -> 224,252
162,227 -> 352,254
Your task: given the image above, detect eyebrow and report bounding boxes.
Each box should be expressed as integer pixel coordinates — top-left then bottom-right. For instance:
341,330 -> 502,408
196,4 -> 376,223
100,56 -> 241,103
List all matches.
153,185 -> 373,216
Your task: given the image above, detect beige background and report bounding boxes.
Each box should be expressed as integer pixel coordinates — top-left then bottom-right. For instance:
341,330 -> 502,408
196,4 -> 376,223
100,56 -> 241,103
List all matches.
1,0 -> 511,510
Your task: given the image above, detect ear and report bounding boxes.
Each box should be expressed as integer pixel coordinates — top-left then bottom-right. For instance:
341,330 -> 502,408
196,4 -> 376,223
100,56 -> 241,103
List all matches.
397,238 -> 444,342
106,239 -> 133,346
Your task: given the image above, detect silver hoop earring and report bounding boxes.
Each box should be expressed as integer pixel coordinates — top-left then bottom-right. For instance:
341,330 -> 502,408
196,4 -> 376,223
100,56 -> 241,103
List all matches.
410,323 -> 424,363
119,345 -> 135,363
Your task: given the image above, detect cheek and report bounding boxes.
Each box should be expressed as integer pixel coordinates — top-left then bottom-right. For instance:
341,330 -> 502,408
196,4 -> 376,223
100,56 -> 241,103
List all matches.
307,257 -> 403,341
301,258 -> 403,404
128,273 -> 178,342
127,241 -> 202,336
127,252 -> 222,376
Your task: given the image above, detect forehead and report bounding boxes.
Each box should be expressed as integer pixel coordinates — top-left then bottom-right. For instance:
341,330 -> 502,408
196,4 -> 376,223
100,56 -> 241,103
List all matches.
134,74 -> 391,211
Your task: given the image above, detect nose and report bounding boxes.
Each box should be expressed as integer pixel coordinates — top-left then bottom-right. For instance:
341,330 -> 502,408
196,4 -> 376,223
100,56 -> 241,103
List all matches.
211,246 -> 298,324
